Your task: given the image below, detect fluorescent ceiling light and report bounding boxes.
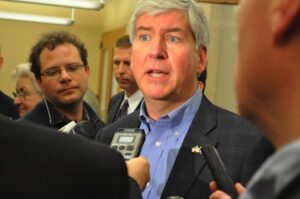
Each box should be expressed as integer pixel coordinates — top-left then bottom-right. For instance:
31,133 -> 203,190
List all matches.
0,11 -> 74,25
2,0 -> 106,10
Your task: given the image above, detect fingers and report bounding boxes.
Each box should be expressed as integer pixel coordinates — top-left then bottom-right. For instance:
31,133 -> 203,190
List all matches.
209,181 -> 245,199
209,181 -> 218,193
126,156 -> 150,190
235,183 -> 246,195
209,190 -> 232,199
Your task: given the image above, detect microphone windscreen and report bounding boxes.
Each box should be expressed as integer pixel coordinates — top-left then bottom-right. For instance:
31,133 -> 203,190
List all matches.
71,120 -> 96,139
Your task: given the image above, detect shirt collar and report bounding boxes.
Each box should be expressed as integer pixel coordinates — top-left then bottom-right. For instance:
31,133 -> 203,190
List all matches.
139,87 -> 203,133
44,99 -> 98,125
124,90 -> 143,104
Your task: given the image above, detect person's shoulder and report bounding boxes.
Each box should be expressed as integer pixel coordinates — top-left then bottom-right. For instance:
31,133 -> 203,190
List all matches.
84,102 -> 106,128
110,92 -> 125,102
216,106 -> 258,131
201,96 -> 261,136
105,111 -> 140,131
112,91 -> 125,98
0,114 -> 129,198
19,101 -> 48,123
0,91 -> 19,119
0,90 -> 13,101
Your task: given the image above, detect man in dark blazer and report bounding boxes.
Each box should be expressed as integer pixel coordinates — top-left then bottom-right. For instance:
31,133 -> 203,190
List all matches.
108,35 -> 143,124
97,96 -> 273,199
0,114 -> 147,198
0,49 -> 19,119
96,0 -> 274,199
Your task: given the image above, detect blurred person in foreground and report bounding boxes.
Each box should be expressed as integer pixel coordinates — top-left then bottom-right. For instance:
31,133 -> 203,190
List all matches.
209,0 -> 300,199
96,0 -> 274,198
0,113 -> 149,198
12,63 -> 42,117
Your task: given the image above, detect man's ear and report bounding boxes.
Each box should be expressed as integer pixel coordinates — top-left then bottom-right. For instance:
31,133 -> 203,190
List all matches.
272,0 -> 300,44
85,65 -> 90,76
196,46 -> 207,75
0,56 -> 3,69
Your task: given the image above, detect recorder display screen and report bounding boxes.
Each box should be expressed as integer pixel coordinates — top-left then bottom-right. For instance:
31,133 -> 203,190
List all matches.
118,135 -> 135,143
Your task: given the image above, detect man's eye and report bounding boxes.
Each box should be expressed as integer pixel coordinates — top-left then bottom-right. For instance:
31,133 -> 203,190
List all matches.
167,35 -> 179,43
124,61 -> 130,66
66,65 -> 79,72
139,34 -> 150,42
113,60 -> 120,65
46,69 -> 59,76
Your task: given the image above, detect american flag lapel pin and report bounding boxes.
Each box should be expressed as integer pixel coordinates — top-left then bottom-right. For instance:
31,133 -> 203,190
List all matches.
191,145 -> 202,155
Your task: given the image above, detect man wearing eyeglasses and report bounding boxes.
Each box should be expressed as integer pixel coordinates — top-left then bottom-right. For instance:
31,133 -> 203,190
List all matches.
19,31 -> 106,139
107,35 -> 143,124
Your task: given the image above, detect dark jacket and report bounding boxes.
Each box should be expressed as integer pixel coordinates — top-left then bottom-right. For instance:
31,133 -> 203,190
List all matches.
107,91 -> 142,124
20,100 -> 106,139
0,90 -> 19,119
0,114 -> 129,199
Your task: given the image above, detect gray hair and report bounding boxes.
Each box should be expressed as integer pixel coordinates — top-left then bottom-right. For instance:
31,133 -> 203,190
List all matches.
129,0 -> 209,49
11,63 -> 42,95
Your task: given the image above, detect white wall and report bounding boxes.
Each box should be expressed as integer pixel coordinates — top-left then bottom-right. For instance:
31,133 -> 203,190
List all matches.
205,4 -> 239,113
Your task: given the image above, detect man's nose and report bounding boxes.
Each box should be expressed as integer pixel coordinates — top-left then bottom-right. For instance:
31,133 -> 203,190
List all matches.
14,96 -> 22,105
118,63 -> 126,73
59,68 -> 72,80
149,37 -> 168,59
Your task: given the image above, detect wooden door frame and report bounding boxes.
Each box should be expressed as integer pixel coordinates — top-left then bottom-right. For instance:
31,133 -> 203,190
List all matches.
97,26 -> 126,121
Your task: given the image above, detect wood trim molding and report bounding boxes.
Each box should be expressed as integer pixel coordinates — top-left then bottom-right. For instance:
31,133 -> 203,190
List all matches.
195,0 -> 238,4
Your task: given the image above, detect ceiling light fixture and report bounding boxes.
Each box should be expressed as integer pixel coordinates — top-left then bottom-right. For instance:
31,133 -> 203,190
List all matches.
0,9 -> 75,25
0,0 -> 106,10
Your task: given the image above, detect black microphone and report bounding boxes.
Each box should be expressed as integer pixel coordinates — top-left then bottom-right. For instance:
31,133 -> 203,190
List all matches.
71,120 -> 96,139
201,144 -> 238,199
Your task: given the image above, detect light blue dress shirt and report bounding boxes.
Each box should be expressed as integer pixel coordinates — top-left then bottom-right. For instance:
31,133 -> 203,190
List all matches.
139,87 -> 203,199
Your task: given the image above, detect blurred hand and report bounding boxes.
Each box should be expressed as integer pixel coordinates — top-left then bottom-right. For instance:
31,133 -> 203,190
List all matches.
209,181 -> 245,199
126,156 -> 150,190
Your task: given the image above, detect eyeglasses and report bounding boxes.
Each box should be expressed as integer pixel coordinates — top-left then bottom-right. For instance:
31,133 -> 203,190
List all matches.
13,90 -> 38,99
40,64 -> 85,78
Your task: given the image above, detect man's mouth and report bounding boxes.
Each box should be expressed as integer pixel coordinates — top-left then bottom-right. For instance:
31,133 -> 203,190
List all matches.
147,69 -> 169,77
59,87 -> 76,93
118,78 -> 129,83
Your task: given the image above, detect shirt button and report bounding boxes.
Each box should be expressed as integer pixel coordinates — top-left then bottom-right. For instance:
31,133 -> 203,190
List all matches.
155,141 -> 161,147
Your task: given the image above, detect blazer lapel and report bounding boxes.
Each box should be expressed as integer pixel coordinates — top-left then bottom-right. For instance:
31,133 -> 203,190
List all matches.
162,96 -> 219,198
110,92 -> 125,123
134,98 -> 143,111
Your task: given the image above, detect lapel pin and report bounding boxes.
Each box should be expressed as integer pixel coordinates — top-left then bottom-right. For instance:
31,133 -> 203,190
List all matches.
191,145 -> 202,155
